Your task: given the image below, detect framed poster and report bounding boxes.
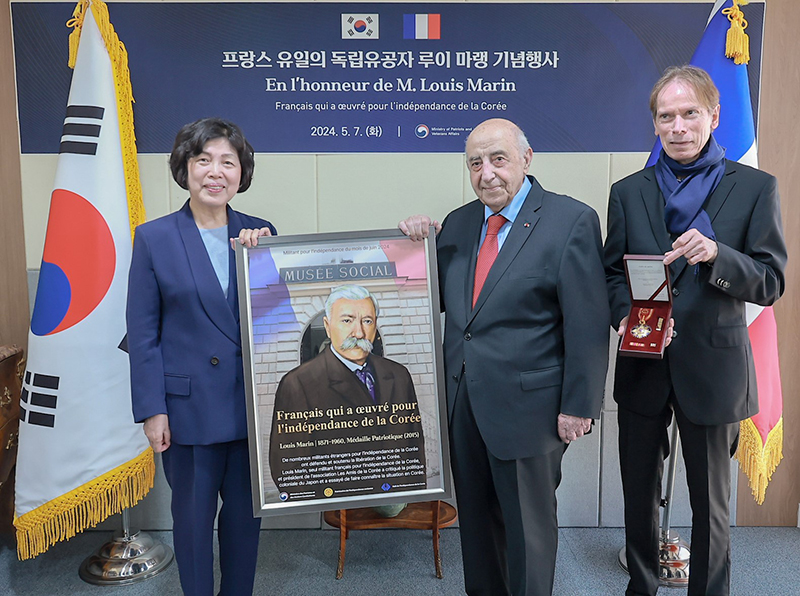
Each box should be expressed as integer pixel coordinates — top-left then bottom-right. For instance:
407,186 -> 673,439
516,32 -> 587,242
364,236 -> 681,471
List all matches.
236,228 -> 451,516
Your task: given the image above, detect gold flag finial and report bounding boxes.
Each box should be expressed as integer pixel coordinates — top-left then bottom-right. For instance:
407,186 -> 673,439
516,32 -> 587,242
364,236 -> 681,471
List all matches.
66,0 -> 89,68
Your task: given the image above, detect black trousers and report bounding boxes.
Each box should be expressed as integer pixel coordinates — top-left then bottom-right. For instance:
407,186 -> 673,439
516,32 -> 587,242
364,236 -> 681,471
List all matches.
619,399 -> 739,596
449,379 -> 566,596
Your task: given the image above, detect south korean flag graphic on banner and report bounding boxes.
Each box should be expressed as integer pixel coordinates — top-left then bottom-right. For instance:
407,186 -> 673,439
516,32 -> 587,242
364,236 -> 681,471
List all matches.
341,13 -> 379,39
14,0 -> 152,560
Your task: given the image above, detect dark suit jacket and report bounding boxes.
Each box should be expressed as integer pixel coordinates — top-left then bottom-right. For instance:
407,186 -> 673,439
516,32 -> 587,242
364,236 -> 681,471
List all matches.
438,175 -> 610,460
269,347 -> 426,487
604,160 -> 787,425
127,200 -> 275,445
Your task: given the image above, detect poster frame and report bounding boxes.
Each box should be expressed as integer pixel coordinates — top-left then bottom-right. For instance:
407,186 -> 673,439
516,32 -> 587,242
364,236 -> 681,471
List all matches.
236,227 -> 451,516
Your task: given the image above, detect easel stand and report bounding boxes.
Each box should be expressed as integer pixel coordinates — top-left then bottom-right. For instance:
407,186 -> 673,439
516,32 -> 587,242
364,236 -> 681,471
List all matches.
324,500 -> 457,579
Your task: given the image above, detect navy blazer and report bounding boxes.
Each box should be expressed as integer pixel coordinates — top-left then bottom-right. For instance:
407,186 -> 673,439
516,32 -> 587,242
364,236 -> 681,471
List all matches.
127,200 -> 275,445
438,175 -> 611,460
604,160 -> 787,425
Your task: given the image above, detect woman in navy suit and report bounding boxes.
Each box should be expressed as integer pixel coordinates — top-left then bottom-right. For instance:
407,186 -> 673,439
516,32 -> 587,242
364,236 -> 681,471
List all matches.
127,118 -> 275,595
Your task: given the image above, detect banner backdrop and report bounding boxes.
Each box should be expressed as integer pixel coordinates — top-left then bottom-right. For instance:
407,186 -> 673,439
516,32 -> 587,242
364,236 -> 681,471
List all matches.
12,2 -> 764,154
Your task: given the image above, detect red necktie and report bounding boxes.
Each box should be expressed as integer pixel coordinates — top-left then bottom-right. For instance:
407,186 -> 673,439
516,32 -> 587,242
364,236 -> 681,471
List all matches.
473,214 -> 507,308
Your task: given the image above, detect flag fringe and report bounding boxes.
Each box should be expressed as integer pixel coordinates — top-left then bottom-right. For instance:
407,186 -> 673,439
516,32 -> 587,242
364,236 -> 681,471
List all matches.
723,0 -> 751,65
735,416 -> 783,505
67,0 -> 146,236
13,448 -> 155,560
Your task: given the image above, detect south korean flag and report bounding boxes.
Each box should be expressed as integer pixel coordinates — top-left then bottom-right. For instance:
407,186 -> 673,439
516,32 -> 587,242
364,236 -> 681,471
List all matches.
341,14 -> 379,39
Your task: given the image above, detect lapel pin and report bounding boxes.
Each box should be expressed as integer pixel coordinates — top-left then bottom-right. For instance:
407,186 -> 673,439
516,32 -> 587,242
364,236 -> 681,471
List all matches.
523,222 -> 531,228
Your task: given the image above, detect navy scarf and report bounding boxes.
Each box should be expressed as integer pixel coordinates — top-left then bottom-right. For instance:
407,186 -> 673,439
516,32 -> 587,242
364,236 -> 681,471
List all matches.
655,136 -> 726,240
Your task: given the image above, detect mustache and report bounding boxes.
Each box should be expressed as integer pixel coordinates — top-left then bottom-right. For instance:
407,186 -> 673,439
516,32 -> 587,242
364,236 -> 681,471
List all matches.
340,337 -> 373,353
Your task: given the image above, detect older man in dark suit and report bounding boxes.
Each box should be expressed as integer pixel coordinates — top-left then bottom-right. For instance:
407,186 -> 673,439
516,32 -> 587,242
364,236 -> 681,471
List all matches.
269,284 -> 426,496
604,65 -> 787,596
401,118 -> 610,596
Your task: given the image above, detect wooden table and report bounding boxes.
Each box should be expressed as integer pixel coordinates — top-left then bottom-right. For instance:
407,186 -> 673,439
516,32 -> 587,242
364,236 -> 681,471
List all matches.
0,345 -> 23,534
323,500 -> 457,579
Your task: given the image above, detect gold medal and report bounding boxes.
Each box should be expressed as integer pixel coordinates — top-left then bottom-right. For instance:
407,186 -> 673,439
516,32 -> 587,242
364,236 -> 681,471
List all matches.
630,308 -> 654,339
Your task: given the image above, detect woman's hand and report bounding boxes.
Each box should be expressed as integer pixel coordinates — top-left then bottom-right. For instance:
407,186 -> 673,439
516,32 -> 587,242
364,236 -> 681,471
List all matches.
231,227 -> 273,249
143,414 -> 171,453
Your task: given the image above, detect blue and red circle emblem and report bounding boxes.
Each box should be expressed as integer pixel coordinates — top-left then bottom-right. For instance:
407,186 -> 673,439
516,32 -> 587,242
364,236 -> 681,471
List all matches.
415,124 -> 430,139
354,20 -> 367,33
30,189 -> 116,336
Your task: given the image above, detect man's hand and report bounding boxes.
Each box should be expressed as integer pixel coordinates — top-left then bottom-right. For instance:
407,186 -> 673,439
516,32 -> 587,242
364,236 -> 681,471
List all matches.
618,315 -> 676,347
664,229 -> 718,266
231,226 -> 273,249
663,317 -> 675,347
557,413 -> 592,444
616,315 -> 629,338
143,414 -> 171,453
398,215 -> 442,241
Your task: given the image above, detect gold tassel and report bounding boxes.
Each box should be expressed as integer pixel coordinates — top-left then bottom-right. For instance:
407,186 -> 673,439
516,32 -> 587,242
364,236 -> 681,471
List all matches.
66,0 -> 146,237
14,448 -> 155,560
735,416 -> 783,505
723,0 -> 751,65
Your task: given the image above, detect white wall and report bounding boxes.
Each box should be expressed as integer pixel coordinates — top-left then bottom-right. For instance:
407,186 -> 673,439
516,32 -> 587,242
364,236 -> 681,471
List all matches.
23,149 -> 726,530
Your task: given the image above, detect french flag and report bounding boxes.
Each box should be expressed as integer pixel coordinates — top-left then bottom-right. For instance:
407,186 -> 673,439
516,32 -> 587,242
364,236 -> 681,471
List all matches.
404,13 -> 441,40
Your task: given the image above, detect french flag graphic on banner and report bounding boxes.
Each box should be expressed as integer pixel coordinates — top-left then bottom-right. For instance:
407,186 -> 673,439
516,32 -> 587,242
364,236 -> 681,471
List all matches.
14,0 -> 152,559
645,0 -> 783,505
404,14 -> 441,40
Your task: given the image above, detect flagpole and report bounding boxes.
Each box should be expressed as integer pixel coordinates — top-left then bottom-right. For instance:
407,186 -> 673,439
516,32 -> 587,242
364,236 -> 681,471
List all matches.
655,423 -> 691,585
618,422 -> 691,586
70,3 -> 174,582
78,508 -> 174,585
